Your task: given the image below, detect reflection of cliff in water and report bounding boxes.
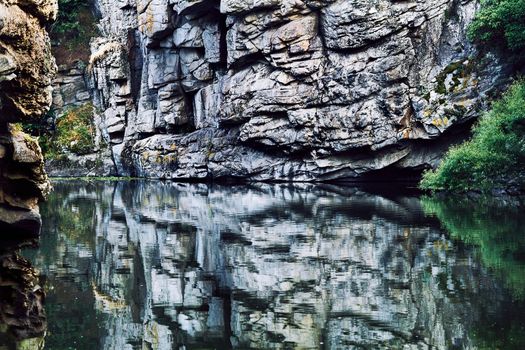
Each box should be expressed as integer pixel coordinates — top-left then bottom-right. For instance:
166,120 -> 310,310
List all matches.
0,240 -> 46,350
25,181 -> 525,349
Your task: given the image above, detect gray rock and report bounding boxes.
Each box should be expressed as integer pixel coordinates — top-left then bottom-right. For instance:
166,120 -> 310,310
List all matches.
78,0 -> 513,180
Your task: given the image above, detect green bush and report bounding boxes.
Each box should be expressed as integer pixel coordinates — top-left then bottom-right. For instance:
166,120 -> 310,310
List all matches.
54,103 -> 96,155
467,0 -> 525,52
53,0 -> 89,34
421,81 -> 525,192
16,104 -> 96,159
52,0 -> 98,65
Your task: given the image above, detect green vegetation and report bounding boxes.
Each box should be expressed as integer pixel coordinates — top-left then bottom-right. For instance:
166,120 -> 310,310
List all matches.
421,81 -> 525,192
54,0 -> 87,34
422,196 -> 525,300
52,0 -> 98,65
422,1 -> 525,192
54,103 -> 96,155
467,0 -> 525,53
21,103 -> 97,159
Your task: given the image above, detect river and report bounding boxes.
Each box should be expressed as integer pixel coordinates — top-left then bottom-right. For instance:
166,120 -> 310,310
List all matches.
2,180 -> 524,349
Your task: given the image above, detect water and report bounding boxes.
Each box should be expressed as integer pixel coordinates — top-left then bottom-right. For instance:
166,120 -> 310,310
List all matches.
4,180 -> 525,349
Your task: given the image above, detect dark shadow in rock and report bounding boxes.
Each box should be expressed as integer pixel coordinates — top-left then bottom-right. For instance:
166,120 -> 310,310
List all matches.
0,238 -> 46,349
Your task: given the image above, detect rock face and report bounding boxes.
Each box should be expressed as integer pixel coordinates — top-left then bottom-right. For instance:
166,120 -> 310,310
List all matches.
0,0 -> 57,235
77,0 -> 511,180
51,64 -> 92,118
0,0 -> 57,123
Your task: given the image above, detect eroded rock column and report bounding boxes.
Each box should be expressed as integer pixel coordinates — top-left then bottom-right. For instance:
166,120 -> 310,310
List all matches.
0,0 -> 57,236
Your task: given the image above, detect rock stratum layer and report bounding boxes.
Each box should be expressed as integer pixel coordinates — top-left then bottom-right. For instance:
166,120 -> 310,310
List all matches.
0,0 -> 56,236
56,0 -> 511,180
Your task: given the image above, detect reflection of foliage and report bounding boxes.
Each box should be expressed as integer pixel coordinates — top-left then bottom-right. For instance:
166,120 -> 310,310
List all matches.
421,196 -> 525,299
421,81 -> 525,192
22,181 -> 111,349
422,196 -> 525,349
471,322 -> 525,350
43,279 -> 104,350
39,181 -> 99,252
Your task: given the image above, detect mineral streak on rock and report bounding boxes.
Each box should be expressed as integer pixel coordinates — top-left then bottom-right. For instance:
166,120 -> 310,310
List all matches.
79,0 -> 511,180
0,0 -> 57,236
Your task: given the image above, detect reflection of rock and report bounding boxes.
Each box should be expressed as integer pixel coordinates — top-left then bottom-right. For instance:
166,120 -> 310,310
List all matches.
0,0 -> 57,237
0,1 -> 55,346
0,242 -> 46,349
33,181 -> 518,349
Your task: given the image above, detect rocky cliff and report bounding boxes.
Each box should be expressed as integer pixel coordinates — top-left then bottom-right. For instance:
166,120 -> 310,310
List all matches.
0,0 -> 57,345
0,0 -> 56,236
48,0 -> 512,180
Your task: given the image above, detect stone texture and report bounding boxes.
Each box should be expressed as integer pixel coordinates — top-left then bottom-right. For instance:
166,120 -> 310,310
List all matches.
0,0 -> 57,123
51,63 -> 92,117
78,0 -> 514,180
0,242 -> 46,345
0,0 -> 57,236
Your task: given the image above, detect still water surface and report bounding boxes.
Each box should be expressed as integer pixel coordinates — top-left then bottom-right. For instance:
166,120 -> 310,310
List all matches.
19,181 -> 525,349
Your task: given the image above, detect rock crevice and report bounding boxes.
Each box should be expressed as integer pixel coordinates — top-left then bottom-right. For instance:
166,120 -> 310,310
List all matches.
0,0 -> 56,236
51,0 -> 512,180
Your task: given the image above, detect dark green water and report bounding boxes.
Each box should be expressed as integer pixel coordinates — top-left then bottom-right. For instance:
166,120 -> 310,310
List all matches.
5,181 -> 525,349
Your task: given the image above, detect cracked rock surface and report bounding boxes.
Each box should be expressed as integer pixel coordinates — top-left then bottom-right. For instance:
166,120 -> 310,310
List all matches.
0,0 -> 56,236
82,0 -> 511,180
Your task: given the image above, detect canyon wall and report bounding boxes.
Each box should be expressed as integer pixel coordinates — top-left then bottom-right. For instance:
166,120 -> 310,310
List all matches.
47,0 -> 513,180
0,0 -> 57,346
0,0 -> 56,236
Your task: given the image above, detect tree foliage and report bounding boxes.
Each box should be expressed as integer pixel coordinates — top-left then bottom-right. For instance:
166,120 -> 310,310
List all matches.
467,0 -> 525,52
421,81 -> 525,192
52,0 -> 97,65
54,0 -> 89,34
55,103 -> 96,155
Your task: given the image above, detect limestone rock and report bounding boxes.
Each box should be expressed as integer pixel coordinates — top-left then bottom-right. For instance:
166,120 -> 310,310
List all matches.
0,0 -> 56,236
82,0 -> 514,180
0,0 -> 57,122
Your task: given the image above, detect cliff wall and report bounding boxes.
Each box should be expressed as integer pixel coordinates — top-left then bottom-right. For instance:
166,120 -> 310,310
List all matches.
52,0 -> 512,180
0,0 -> 57,345
0,0 -> 56,236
